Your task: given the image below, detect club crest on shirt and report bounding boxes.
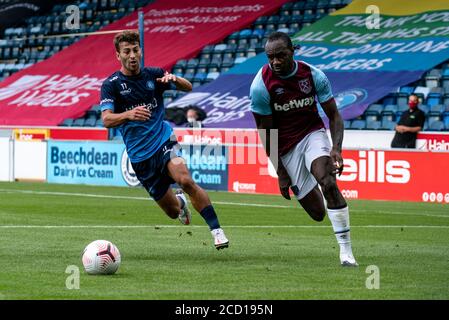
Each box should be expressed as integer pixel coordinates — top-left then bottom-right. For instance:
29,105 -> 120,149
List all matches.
298,79 -> 312,94
146,81 -> 155,90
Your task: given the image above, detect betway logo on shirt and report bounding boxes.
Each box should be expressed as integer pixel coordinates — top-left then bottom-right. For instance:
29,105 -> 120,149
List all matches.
273,96 -> 315,111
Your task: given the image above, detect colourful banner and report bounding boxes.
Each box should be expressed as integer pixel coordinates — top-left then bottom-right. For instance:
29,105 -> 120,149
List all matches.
0,0 -> 289,126
169,0 -> 449,128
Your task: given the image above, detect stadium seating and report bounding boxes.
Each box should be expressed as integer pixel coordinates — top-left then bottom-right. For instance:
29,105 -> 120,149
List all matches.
429,120 -> 445,131
350,120 -> 366,130
1,0 -> 448,132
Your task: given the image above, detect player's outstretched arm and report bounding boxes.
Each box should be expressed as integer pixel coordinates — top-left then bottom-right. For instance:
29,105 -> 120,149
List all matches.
321,98 -> 344,176
156,71 -> 192,92
102,107 -> 150,128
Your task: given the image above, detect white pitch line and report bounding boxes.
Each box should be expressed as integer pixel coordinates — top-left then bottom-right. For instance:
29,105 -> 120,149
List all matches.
0,188 -> 292,208
0,225 -> 448,229
0,188 -> 448,217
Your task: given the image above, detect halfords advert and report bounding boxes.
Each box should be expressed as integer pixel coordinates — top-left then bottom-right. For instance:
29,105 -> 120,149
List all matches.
47,141 -> 138,187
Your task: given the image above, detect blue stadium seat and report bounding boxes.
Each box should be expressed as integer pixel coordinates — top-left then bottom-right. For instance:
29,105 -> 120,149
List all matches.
350,120 -> 366,130
186,58 -> 199,69
317,0 -> 331,9
221,56 -> 234,68
223,43 -> 237,54
399,86 -> 415,95
252,29 -> 265,39
201,45 -> 214,55
343,120 -> 351,129
366,120 -> 381,130
381,104 -> 398,121
425,69 -> 442,88
239,29 -> 252,39
234,57 -> 247,64
396,92 -> 409,106
443,93 -> 449,105
205,72 -> 219,82
95,119 -> 104,127
173,59 -> 187,69
72,118 -> 85,127
442,114 -> 449,130
418,104 -> 429,115
426,93 -> 442,107
226,32 -> 240,43
427,104 -> 444,123
395,104 -> 409,118
253,16 -> 268,29
381,119 -> 396,130
429,120 -> 445,131
198,57 -> 210,68
210,56 -> 223,69
84,116 -> 97,127
364,104 -> 383,121
193,72 -> 207,82
60,118 -> 74,126
442,75 -> 449,89
293,2 -> 305,10
382,93 -> 397,106
86,104 -> 101,118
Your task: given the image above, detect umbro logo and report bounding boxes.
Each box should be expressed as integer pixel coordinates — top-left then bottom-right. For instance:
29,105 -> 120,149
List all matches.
275,88 -> 285,95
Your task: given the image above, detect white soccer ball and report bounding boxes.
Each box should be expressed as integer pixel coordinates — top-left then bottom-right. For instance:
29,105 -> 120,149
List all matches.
82,240 -> 121,275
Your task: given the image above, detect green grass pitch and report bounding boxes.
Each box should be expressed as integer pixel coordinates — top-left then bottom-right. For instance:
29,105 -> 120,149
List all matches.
0,181 -> 448,300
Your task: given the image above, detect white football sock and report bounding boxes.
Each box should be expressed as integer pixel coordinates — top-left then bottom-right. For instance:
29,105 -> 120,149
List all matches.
327,206 -> 353,255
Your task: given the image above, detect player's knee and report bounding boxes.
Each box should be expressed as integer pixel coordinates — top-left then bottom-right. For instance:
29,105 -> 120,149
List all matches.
178,175 -> 195,191
317,175 -> 337,194
309,210 -> 325,222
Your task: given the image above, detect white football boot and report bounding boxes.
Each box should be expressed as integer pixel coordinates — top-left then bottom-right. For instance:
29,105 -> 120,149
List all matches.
175,190 -> 191,225
211,228 -> 229,250
340,251 -> 359,267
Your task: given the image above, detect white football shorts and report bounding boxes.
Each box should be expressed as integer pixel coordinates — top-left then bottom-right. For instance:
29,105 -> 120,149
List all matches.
280,128 -> 331,200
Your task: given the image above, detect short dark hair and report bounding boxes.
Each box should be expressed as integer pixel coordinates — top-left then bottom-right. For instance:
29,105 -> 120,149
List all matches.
114,30 -> 140,52
266,31 -> 294,50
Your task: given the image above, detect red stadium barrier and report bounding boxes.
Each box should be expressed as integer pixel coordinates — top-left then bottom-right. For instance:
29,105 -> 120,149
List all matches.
175,128 -> 449,203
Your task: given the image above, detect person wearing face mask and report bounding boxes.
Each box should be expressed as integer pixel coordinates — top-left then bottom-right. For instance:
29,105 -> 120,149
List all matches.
185,106 -> 206,128
391,94 -> 426,148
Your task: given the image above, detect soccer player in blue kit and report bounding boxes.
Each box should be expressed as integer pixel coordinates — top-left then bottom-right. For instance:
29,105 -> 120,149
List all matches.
100,31 -> 229,250
250,32 -> 357,266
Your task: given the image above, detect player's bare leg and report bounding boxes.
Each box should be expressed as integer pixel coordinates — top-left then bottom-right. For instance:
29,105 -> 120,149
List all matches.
311,156 -> 358,267
156,189 -> 191,225
166,157 -> 229,250
298,185 -> 326,222
167,158 -> 210,213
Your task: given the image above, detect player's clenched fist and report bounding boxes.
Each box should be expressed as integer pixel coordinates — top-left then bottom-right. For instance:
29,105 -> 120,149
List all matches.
127,106 -> 150,121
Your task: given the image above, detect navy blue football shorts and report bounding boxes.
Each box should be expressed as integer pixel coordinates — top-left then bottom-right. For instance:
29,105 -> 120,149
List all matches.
131,138 -> 182,201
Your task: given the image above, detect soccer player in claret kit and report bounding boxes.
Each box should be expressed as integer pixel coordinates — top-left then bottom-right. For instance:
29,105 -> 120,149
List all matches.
100,30 -> 229,249
250,32 -> 357,266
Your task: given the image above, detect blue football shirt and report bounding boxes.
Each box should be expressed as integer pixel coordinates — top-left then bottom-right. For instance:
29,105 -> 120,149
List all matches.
100,67 -> 176,163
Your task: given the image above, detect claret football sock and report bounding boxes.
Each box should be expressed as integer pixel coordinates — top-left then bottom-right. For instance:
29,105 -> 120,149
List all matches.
200,205 -> 220,230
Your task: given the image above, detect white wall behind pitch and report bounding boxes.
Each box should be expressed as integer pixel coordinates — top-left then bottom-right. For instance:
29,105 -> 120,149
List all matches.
0,138 -> 12,181
14,141 -> 47,181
